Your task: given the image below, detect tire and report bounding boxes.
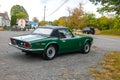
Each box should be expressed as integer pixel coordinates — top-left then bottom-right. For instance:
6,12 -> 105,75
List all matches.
81,42 -> 91,54
42,45 -> 56,60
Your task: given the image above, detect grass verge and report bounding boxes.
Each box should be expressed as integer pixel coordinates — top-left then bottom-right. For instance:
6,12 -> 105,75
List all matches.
98,29 -> 120,37
89,51 -> 120,80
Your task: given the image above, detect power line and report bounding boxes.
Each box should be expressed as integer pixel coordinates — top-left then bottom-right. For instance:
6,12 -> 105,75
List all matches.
46,0 -> 69,18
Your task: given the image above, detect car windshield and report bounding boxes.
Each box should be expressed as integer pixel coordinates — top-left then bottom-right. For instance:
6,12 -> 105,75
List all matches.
32,28 -> 53,36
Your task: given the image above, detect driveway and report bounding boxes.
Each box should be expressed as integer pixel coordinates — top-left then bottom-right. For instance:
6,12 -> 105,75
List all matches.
0,31 -> 120,80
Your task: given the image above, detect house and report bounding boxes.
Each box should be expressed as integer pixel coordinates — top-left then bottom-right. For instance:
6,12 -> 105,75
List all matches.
17,18 -> 28,29
0,12 -> 10,27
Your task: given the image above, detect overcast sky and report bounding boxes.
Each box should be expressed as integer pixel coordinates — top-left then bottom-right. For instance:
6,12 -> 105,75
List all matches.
0,0 -> 101,21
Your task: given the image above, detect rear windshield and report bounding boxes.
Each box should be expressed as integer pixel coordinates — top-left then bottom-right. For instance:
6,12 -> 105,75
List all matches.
33,28 -> 53,36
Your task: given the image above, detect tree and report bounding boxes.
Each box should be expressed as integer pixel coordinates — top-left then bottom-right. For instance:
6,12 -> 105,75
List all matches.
89,0 -> 120,16
84,13 -> 96,27
112,17 -> 120,29
16,12 -> 28,19
58,16 -> 67,26
97,16 -> 109,30
10,5 -> 28,17
32,17 -> 39,22
69,3 -> 85,29
10,5 -> 29,26
10,15 -> 17,26
39,21 -> 48,26
52,20 -> 59,26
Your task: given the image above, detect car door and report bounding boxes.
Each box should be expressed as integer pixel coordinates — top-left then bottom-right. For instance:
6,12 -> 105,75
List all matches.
58,29 -> 79,53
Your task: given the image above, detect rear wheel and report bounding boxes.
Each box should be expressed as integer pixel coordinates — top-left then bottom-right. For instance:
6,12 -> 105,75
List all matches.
81,42 -> 91,54
42,45 -> 56,60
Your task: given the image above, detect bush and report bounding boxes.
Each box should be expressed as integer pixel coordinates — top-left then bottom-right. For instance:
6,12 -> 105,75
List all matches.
3,26 -> 11,30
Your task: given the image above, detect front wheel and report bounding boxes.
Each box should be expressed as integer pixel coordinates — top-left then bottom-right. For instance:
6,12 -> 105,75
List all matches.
42,45 -> 56,60
81,42 -> 91,54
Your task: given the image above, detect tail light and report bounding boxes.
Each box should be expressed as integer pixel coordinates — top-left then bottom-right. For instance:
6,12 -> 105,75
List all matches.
10,38 -> 15,44
24,42 -> 31,48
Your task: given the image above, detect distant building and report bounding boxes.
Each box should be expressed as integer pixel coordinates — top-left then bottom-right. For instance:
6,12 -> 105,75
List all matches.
17,18 -> 28,28
27,21 -> 38,28
0,12 -> 10,27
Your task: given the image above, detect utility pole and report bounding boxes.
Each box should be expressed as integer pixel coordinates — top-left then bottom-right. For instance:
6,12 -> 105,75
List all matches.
66,7 -> 71,27
44,6 -> 46,21
67,7 -> 71,21
0,5 -> 1,11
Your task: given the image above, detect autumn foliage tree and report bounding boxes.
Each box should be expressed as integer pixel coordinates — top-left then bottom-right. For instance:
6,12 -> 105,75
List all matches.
69,3 -> 86,29
52,3 -> 94,29
32,17 -> 39,22
58,16 -> 67,26
52,2 -> 120,30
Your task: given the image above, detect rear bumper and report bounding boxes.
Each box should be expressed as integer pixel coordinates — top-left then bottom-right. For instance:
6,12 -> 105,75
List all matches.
9,43 -> 44,52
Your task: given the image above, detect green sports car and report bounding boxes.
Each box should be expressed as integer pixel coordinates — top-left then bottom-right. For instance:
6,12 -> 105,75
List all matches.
9,26 -> 93,60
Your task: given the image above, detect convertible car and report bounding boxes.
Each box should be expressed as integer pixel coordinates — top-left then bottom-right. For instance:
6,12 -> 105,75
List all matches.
9,26 -> 93,60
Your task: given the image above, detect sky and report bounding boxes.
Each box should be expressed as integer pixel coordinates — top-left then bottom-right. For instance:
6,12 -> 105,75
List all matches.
0,0 -> 101,21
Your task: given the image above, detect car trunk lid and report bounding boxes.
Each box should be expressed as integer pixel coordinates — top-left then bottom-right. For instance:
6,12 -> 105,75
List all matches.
12,34 -> 46,42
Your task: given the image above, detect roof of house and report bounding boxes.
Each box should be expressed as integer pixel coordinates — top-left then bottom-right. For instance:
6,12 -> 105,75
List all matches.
0,12 -> 9,20
17,18 -> 29,22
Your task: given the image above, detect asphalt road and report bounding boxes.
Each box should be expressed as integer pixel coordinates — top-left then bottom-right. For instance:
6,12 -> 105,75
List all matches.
92,35 -> 120,51
0,31 -> 120,80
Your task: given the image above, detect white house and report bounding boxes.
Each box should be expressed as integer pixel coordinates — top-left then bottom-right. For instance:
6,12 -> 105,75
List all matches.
0,12 -> 10,27
17,18 -> 28,28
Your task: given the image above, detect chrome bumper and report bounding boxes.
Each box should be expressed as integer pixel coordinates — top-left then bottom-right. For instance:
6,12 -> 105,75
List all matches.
9,43 -> 44,51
